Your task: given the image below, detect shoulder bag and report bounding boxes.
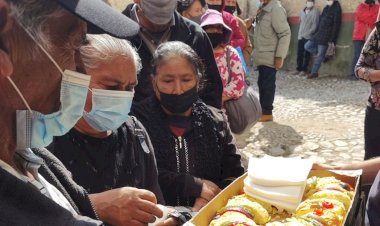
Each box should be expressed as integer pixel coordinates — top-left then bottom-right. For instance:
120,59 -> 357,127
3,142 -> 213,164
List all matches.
224,46 -> 262,134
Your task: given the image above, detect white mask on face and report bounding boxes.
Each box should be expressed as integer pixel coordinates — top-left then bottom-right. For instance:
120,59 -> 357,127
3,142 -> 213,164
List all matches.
306,2 -> 314,8
11,19 -> 91,149
256,0 -> 263,8
326,0 -> 334,6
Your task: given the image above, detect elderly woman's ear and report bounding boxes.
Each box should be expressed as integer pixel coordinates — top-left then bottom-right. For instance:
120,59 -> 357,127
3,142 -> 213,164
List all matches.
0,0 -> 13,78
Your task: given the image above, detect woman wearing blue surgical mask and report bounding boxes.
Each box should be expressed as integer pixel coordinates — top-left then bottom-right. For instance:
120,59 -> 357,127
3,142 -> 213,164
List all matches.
132,41 -> 244,211
47,34 -> 172,226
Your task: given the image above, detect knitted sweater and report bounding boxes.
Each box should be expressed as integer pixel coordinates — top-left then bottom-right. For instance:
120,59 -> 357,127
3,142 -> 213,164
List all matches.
132,97 -> 244,206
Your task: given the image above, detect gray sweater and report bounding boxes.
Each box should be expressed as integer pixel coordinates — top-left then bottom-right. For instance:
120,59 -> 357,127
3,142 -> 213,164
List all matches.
298,7 -> 319,40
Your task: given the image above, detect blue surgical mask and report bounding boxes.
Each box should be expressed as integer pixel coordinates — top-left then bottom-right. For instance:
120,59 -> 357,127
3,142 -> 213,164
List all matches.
256,0 -> 263,9
11,19 -> 91,149
83,89 -> 134,132
15,71 -> 90,149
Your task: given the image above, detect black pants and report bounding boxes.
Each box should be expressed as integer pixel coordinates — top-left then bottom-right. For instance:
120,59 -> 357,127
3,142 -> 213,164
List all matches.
257,65 -> 277,115
364,105 -> 380,160
296,38 -> 310,72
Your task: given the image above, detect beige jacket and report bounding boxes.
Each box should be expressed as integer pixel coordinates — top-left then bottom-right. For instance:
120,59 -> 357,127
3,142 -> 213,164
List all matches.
236,16 -> 253,66
253,0 -> 291,68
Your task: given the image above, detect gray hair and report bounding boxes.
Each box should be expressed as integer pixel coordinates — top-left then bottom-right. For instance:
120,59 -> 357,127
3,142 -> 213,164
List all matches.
80,34 -> 142,74
8,0 -> 65,50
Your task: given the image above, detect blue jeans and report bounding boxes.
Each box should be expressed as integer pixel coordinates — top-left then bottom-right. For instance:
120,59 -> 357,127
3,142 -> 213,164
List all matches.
257,65 -> 277,115
351,40 -> 365,78
296,38 -> 311,72
304,40 -> 328,74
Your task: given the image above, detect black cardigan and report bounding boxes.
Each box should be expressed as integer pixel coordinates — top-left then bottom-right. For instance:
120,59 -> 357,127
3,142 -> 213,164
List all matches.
47,116 -> 165,204
132,97 -> 244,206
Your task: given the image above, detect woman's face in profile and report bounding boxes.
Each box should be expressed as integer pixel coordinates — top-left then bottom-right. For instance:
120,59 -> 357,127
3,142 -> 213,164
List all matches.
153,56 -> 198,99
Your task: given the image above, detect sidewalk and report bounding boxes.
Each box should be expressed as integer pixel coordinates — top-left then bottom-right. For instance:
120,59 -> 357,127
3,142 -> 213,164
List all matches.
236,70 -> 369,168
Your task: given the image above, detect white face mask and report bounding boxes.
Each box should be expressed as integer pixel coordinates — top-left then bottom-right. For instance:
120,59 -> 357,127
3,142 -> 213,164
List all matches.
326,0 -> 334,6
306,2 -> 314,8
11,19 -> 91,149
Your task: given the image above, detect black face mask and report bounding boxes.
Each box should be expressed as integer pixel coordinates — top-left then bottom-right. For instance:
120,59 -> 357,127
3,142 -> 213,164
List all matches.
224,6 -> 236,14
159,86 -> 198,114
208,4 -> 222,12
189,15 -> 202,24
207,33 -> 225,48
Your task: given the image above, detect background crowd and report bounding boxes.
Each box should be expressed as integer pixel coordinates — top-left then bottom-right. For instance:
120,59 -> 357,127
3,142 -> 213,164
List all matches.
2,0 -> 380,225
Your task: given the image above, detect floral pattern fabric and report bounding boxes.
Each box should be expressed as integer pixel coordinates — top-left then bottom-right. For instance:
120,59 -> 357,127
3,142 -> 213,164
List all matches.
214,46 -> 245,100
356,30 -> 380,110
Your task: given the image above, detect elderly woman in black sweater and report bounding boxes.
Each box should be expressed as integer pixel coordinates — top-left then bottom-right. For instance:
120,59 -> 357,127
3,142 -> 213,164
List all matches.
132,41 -> 244,211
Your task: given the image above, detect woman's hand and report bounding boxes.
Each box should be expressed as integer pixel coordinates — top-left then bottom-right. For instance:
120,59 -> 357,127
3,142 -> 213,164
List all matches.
192,197 -> 209,211
222,95 -> 232,103
192,180 -> 222,211
200,179 -> 221,202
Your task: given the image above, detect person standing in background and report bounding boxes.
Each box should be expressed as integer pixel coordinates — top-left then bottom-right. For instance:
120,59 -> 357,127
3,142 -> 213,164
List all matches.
253,0 -> 291,122
207,0 -> 246,50
304,0 -> 341,79
224,0 -> 253,66
123,0 -> 223,109
351,0 -> 379,80
200,9 -> 245,105
292,0 -> 319,77
236,0 -> 255,20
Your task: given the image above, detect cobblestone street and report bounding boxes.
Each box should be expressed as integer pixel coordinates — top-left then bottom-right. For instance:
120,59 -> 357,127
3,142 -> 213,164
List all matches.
237,71 -> 370,169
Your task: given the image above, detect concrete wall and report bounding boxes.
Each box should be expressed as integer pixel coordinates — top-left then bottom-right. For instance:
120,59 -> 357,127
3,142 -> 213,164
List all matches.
280,0 -> 365,76
283,17 -> 355,76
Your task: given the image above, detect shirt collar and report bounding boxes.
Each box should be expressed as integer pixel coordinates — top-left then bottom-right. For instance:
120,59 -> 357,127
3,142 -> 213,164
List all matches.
15,148 -> 44,178
262,0 -> 278,12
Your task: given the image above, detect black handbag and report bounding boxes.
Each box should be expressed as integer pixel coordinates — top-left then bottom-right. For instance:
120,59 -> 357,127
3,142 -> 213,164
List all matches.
224,46 -> 262,134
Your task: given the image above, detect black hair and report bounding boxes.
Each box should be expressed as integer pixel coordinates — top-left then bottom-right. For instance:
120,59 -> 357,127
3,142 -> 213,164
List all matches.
236,2 -> 242,16
177,0 -> 206,14
152,41 -> 205,89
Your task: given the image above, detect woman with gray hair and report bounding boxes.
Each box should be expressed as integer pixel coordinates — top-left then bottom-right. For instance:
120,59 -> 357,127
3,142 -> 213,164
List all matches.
47,34 -> 171,225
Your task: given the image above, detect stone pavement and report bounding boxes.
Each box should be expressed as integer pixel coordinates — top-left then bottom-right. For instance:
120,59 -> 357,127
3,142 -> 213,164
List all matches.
236,70 -> 369,169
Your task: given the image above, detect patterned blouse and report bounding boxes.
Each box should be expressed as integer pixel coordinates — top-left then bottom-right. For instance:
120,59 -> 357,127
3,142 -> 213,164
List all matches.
214,46 -> 245,100
356,30 -> 380,110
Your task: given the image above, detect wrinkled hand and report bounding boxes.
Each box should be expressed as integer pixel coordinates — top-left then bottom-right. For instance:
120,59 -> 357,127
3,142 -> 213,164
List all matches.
200,179 -> 221,202
274,57 -> 282,70
89,187 -> 163,226
192,197 -> 209,212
